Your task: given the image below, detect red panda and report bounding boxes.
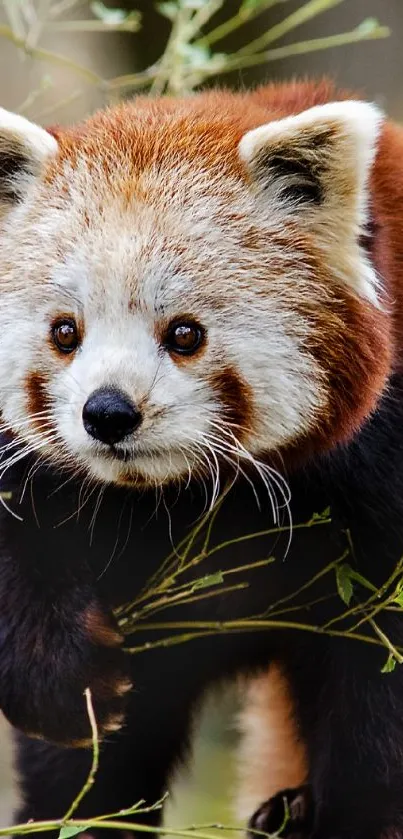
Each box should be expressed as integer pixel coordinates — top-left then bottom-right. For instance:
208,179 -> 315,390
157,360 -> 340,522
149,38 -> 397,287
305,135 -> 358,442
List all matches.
0,80 -> 403,839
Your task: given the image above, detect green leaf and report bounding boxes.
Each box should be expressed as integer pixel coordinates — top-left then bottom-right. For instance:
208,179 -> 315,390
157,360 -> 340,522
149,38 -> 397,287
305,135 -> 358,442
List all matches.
311,507 -> 331,523
348,570 -> 378,594
381,654 -> 397,674
59,827 -> 86,839
336,563 -> 354,606
356,17 -> 380,35
156,2 -> 178,20
393,591 -> 403,607
192,571 -> 224,590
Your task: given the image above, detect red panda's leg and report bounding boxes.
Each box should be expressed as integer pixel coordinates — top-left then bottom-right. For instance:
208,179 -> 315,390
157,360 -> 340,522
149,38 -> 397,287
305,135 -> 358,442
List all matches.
247,786 -> 314,839
14,654 -> 197,839
285,635 -> 403,839
15,725 -> 169,839
236,665 -> 308,823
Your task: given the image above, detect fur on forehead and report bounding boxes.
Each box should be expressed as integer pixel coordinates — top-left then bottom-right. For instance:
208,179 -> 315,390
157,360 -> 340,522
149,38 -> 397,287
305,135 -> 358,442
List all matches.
45,95 -> 383,303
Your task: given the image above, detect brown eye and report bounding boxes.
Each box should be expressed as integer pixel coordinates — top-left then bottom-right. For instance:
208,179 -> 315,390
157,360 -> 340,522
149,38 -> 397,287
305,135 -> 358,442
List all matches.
165,321 -> 204,355
51,319 -> 79,354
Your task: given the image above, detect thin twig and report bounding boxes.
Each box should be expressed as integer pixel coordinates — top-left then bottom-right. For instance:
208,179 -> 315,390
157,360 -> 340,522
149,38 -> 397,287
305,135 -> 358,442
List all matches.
26,0 -> 52,49
369,619 -> 403,665
17,76 -> 53,115
45,19 -> 141,33
106,66 -> 159,93
9,818 -> 270,839
235,0 -> 346,57
124,618 -> 396,653
0,23 -> 103,84
198,0 -> 294,47
186,25 -> 390,86
62,688 -> 100,822
324,558 -> 403,631
2,0 -> 25,40
32,89 -> 82,120
49,0 -> 83,18
185,0 -> 224,42
205,515 -> 330,561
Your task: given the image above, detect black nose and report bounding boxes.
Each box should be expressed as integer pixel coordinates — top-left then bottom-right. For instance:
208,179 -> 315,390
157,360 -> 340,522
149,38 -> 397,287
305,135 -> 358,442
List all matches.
82,388 -> 142,445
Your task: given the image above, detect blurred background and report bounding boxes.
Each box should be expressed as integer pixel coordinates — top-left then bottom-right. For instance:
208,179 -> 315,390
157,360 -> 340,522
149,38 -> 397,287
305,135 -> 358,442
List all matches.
0,0 -> 401,832
0,0 -> 402,123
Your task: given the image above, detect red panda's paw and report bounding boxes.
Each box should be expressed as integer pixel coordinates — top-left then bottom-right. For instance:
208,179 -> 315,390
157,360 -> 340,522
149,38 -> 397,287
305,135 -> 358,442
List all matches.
247,785 -> 314,839
1,601 -> 132,748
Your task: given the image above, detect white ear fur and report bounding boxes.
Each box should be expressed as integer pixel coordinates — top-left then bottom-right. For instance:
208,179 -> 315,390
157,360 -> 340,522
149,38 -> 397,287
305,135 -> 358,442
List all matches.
238,101 -> 384,303
0,107 -> 58,205
0,108 -> 58,160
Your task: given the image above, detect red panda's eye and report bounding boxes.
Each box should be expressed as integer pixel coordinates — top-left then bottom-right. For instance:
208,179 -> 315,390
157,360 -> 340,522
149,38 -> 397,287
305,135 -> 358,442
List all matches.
51,319 -> 79,354
164,321 -> 204,355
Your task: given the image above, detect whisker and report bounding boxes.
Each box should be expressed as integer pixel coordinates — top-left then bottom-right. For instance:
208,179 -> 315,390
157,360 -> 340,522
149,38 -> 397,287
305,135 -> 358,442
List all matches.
89,485 -> 105,546
190,414 -> 293,557
97,495 -> 128,580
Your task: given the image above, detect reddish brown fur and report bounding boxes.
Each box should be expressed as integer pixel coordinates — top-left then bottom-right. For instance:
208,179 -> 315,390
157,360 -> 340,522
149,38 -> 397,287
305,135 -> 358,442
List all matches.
45,80 -> 403,464
25,371 -> 53,434
237,665 -> 308,819
209,368 -> 254,444
279,243 -> 391,465
84,604 -> 123,648
369,121 -> 403,366
47,80 -> 357,187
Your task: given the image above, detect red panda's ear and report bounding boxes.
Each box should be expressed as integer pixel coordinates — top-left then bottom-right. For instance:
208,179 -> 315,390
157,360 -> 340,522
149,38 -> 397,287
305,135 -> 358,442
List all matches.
239,101 -> 383,303
0,108 -> 57,208
239,101 -> 382,214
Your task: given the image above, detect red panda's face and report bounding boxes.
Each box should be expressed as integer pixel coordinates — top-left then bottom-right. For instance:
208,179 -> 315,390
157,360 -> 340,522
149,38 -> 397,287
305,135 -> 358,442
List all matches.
0,95 -> 391,490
